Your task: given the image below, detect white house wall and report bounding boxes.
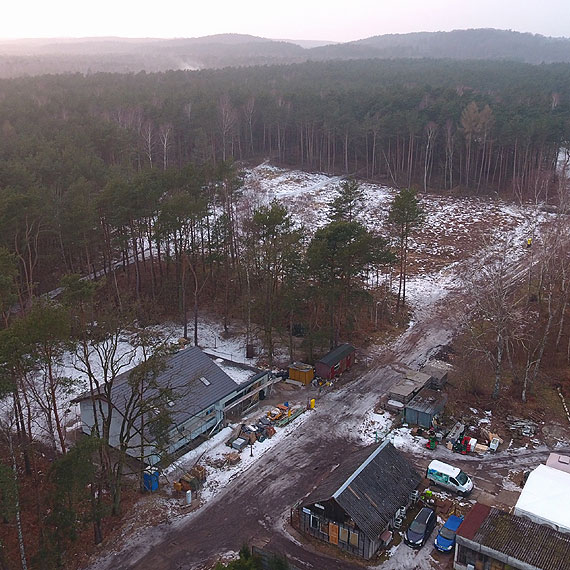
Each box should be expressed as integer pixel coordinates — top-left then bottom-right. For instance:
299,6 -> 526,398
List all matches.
79,398 -> 161,464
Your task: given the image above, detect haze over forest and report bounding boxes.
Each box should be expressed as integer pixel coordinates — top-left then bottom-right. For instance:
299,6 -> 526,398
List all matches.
1,28 -> 570,77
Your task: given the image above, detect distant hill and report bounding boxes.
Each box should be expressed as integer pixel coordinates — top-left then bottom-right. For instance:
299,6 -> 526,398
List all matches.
277,39 -> 336,49
1,29 -> 570,77
325,29 -> 570,64
0,34 -> 306,76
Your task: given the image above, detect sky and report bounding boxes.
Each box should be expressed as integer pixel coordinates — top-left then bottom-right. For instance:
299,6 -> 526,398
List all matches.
2,0 -> 570,42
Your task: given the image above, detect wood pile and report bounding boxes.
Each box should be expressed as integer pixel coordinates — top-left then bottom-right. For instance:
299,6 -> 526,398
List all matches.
189,465 -> 207,481
225,452 -> 241,465
206,452 -> 241,469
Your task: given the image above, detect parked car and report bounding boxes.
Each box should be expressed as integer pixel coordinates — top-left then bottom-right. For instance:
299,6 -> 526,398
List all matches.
434,514 -> 463,552
404,507 -> 436,548
426,460 -> 473,496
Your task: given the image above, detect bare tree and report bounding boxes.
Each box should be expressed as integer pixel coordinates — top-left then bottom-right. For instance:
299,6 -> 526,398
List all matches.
462,237 -> 520,399
140,120 -> 155,169
159,123 -> 172,170
243,96 -> 255,156
0,411 -> 28,570
444,119 -> 456,190
423,121 -> 437,193
218,95 -> 237,162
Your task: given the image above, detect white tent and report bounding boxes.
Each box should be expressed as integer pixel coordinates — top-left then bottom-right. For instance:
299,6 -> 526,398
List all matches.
514,464 -> 570,533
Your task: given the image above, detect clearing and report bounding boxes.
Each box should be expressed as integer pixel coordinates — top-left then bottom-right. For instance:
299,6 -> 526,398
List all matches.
77,163 -> 568,570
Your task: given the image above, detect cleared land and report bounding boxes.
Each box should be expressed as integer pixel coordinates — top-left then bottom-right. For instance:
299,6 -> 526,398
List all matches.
81,165 -> 568,570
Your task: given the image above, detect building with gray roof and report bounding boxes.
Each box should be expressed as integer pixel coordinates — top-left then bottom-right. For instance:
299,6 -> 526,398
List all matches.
404,387 -> 447,428
297,440 -> 421,559
76,345 -> 272,465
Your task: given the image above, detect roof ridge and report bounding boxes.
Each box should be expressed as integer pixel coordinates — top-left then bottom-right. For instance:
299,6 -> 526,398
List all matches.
333,440 -> 390,499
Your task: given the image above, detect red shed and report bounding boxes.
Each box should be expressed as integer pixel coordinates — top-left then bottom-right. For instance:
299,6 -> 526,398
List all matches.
315,344 -> 356,380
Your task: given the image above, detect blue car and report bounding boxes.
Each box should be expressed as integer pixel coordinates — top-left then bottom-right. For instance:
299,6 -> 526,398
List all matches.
434,514 -> 463,552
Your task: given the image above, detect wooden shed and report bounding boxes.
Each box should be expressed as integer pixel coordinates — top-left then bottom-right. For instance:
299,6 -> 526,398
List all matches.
297,441 -> 421,559
315,344 -> 356,380
288,362 -> 314,385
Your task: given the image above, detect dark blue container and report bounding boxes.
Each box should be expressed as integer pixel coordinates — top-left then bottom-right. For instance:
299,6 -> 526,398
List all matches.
143,469 -> 159,492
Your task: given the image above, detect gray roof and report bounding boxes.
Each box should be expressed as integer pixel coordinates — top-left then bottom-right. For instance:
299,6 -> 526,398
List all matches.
80,346 -> 239,426
459,505 -> 570,570
388,378 -> 422,401
388,368 -> 432,402
421,362 -> 448,381
316,344 -> 355,367
303,441 -> 421,541
405,370 -> 432,385
405,388 -> 447,414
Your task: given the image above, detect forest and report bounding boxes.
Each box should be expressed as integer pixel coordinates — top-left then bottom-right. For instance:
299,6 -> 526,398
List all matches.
0,56 -> 568,568
318,28 -> 570,64
0,57 -> 569,302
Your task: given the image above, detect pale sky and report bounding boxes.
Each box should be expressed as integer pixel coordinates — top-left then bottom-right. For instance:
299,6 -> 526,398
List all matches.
2,0 -> 570,42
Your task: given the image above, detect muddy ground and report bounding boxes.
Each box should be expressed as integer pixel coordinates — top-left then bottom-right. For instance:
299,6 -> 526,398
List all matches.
82,283 -> 570,570
78,166 -> 569,570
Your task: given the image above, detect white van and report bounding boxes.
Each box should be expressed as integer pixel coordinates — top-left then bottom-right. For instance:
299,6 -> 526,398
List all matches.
426,460 -> 473,496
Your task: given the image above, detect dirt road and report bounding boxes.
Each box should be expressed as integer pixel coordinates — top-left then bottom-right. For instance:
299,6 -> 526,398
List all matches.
85,294 -> 461,570
84,293 -> 566,570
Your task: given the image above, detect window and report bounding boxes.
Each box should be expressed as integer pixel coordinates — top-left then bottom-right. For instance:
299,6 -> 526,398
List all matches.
349,531 -> 359,547
310,515 -> 320,529
199,376 -> 211,386
339,528 -> 349,543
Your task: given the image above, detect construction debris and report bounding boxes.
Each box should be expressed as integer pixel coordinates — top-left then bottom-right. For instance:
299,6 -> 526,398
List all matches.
206,452 -> 241,469
507,416 -> 539,437
275,407 -> 304,427
446,422 -> 465,445
480,428 -> 504,451
189,465 -> 207,482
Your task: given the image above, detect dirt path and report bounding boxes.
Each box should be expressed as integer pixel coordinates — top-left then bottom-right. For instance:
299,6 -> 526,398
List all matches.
83,290 -> 464,570
83,229 -> 562,570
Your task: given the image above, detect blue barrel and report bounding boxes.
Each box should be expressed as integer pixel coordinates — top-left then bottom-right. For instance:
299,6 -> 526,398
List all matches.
143,469 -> 159,492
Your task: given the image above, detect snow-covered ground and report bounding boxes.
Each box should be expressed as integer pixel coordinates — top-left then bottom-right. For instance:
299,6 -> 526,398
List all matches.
140,163 -> 558,569
28,162 -> 561,570
53,163 -> 552,415
166,406 -> 313,503
244,162 -> 550,314
56,161 -> 552,462
14,317 -> 261,451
